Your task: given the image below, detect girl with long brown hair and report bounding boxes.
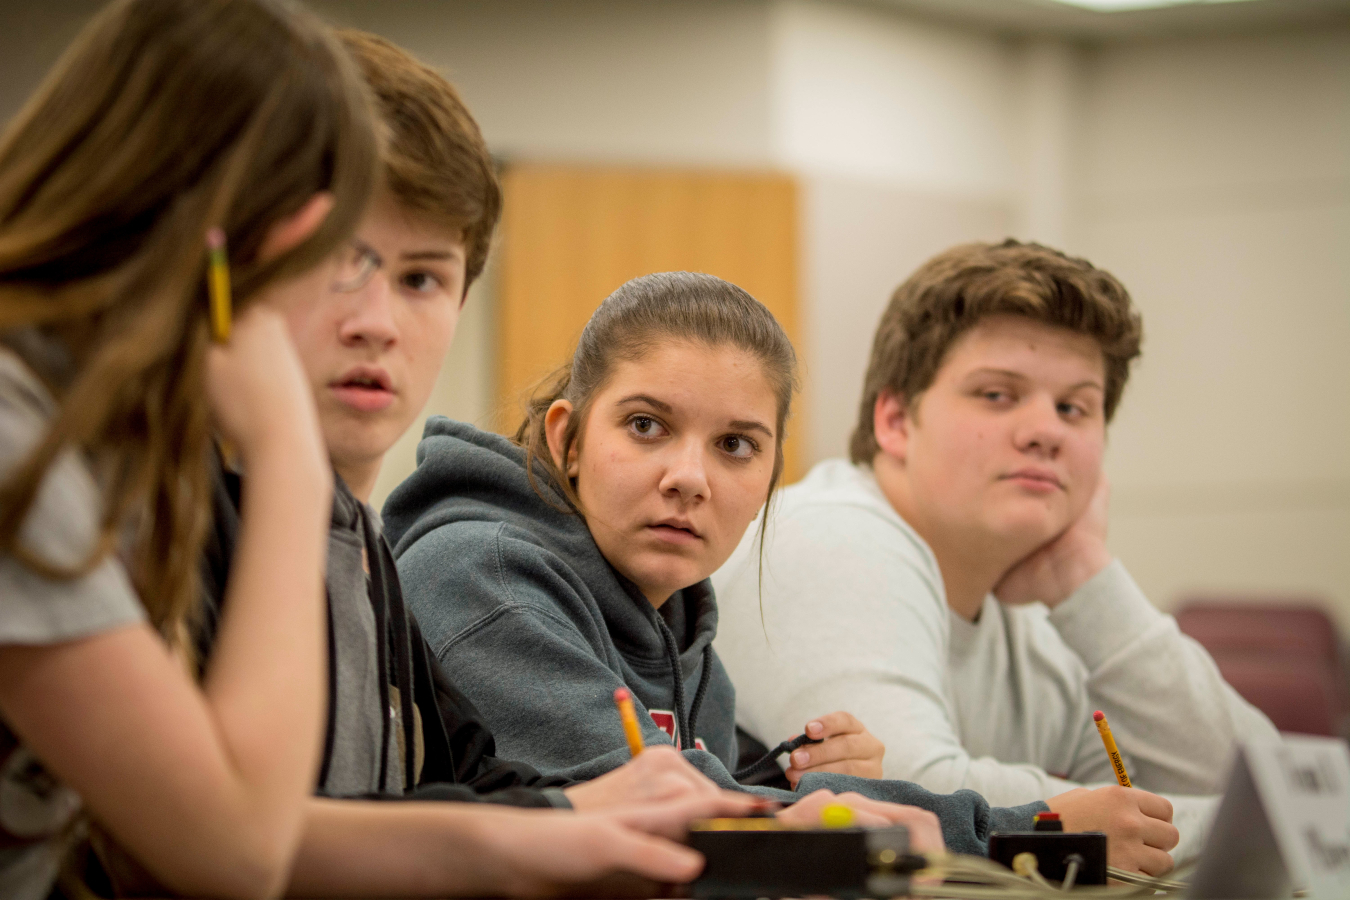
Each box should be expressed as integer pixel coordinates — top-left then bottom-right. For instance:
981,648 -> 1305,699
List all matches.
0,0 -> 379,896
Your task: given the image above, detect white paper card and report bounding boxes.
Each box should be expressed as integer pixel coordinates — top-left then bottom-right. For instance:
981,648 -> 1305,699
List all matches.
1245,735 -> 1350,899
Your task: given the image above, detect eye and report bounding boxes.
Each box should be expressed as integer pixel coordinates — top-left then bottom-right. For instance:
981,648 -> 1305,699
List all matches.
627,414 -> 668,440
979,388 -> 1014,404
718,434 -> 759,459
400,270 -> 445,295
1058,399 -> 1097,421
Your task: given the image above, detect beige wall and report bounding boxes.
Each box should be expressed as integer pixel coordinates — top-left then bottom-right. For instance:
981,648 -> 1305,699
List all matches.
1077,27 -> 1350,622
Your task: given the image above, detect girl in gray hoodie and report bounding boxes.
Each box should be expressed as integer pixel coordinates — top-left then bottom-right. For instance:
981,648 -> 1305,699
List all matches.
386,272 -> 1049,855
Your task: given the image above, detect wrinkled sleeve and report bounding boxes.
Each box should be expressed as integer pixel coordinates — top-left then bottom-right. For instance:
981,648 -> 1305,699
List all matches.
716,500 -> 1078,807
1051,562 -> 1279,795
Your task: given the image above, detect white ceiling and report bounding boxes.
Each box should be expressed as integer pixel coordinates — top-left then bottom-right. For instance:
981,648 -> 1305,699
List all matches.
856,0 -> 1350,40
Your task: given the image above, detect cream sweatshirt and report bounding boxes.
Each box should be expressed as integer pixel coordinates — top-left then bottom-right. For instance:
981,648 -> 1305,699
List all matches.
712,459 -> 1279,860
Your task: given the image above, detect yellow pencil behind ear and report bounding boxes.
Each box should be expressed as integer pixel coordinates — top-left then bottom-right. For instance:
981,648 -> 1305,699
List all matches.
206,227 -> 232,343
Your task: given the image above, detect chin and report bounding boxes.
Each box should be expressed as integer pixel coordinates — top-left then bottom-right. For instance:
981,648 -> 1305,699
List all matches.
988,510 -> 1065,549
632,559 -> 707,596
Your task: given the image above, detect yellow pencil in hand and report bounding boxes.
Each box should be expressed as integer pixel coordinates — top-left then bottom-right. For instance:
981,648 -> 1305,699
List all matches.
1094,710 -> 1132,788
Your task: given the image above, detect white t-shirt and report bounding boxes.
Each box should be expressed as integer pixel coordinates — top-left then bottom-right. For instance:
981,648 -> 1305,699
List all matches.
713,458 -> 1278,860
0,348 -> 144,900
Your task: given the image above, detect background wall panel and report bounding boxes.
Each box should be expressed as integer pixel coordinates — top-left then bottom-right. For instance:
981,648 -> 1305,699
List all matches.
493,164 -> 803,480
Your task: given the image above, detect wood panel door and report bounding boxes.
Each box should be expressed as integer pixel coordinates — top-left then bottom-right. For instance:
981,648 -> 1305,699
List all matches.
495,163 -> 803,481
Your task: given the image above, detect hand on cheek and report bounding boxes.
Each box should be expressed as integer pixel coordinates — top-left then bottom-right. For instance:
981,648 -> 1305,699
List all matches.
783,711 -> 885,788
994,475 -> 1114,609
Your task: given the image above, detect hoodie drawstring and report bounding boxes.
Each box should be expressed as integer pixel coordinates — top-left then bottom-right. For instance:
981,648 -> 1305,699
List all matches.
652,612 -> 712,751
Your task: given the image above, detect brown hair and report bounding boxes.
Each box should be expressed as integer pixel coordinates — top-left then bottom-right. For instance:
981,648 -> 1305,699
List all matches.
849,239 -> 1142,464
515,272 -> 797,535
337,30 -> 500,291
0,0 -> 379,648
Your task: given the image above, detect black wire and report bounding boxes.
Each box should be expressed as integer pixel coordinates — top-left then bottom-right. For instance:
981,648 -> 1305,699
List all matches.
732,732 -> 823,782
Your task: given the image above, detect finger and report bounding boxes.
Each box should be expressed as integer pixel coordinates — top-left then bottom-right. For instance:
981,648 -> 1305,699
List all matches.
1141,817 -> 1180,853
607,829 -> 706,884
895,810 -> 945,855
1133,790 -> 1174,823
805,711 -> 863,740
1130,846 -> 1175,878
613,793 -> 765,838
790,734 -> 874,770
777,801 -> 890,829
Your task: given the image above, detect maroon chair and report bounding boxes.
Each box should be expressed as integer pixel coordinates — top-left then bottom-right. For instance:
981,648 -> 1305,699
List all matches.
1209,654 -> 1340,736
1175,600 -> 1338,663
1176,598 -> 1345,736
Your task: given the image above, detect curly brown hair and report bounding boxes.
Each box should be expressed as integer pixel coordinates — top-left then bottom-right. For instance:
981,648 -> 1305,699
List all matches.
849,239 -> 1143,465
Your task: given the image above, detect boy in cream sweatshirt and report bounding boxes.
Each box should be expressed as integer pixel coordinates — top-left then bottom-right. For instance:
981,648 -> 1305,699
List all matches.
714,240 -> 1278,864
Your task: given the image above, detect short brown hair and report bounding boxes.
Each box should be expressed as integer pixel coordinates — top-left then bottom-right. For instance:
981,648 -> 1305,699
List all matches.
849,239 -> 1142,464
338,30 -> 500,289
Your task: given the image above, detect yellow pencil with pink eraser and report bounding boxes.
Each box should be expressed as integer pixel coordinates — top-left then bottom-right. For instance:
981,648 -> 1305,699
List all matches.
1094,710 -> 1132,788
206,227 -> 232,343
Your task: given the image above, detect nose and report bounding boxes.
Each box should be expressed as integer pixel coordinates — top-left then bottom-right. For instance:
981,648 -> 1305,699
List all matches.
337,274 -> 398,350
1011,396 -> 1065,459
658,437 -> 710,503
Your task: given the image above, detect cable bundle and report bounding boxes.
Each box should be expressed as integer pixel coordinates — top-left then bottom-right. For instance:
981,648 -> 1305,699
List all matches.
901,852 -> 1190,899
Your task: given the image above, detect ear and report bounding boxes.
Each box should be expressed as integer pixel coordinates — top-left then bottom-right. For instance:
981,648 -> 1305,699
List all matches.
543,399 -> 579,477
872,390 -> 913,464
257,191 -> 336,263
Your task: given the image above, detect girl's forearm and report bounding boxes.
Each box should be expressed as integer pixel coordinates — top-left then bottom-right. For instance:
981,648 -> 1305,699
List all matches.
288,798 -> 520,897
201,446 -> 331,853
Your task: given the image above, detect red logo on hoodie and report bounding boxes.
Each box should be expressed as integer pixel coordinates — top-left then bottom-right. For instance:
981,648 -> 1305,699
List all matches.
647,709 -> 707,751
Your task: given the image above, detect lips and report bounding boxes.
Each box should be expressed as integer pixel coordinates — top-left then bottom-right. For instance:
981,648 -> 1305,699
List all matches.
648,518 -> 702,544
330,365 -> 395,413
1001,468 -> 1064,490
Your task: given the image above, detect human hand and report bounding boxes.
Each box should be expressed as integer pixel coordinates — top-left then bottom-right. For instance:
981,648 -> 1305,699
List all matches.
784,712 -> 885,787
778,790 -> 945,856
564,746 -> 731,812
994,476 -> 1113,609
1046,785 -> 1178,876
476,793 -> 770,896
206,305 -> 326,474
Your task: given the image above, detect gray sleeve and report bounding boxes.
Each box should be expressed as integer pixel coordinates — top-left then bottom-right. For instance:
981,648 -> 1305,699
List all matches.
401,520 -> 1038,857
0,367 -> 143,645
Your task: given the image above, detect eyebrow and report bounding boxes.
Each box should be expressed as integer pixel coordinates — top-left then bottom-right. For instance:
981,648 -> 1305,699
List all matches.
615,394 -> 775,438
400,250 -> 458,262
965,367 -> 1103,393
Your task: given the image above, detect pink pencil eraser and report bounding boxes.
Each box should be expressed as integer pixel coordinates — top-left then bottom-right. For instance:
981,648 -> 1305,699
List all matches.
614,687 -> 631,702
1093,710 -> 1105,722
206,227 -> 225,251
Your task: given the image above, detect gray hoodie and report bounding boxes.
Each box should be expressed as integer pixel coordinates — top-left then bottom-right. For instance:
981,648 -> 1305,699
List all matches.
384,418 -> 1044,853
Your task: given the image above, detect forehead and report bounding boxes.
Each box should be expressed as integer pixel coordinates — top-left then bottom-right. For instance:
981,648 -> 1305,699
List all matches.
937,315 -> 1105,386
596,341 -> 779,427
361,191 -> 466,251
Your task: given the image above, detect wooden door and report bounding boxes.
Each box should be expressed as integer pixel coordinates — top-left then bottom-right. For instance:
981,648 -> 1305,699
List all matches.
494,163 -> 803,481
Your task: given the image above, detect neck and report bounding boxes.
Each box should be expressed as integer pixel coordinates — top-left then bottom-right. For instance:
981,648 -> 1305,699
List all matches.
335,458 -> 382,505
644,588 -> 674,610
871,453 -> 1017,623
